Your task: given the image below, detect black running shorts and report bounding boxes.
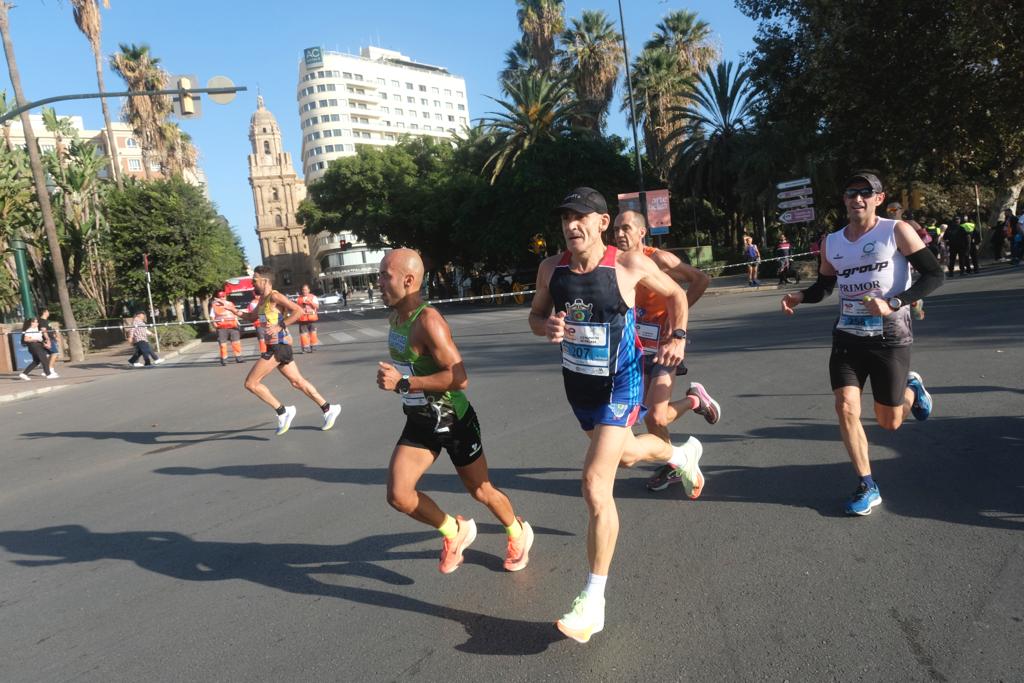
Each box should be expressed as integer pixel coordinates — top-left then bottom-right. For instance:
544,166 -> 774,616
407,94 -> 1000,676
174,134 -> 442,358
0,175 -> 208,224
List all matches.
829,342 -> 911,407
261,343 -> 294,365
397,404 -> 483,468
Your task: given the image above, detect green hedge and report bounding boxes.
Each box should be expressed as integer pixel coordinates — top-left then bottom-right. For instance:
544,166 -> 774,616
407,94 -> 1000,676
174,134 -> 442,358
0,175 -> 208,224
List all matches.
155,324 -> 197,348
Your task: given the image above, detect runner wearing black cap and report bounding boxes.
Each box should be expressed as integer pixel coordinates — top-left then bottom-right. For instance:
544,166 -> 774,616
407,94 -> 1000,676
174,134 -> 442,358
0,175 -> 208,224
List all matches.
529,187 -> 701,643
780,172 -> 944,516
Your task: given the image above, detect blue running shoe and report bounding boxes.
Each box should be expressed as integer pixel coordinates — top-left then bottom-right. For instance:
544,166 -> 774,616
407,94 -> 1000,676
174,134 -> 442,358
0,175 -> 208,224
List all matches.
907,371 -> 932,421
845,482 -> 882,516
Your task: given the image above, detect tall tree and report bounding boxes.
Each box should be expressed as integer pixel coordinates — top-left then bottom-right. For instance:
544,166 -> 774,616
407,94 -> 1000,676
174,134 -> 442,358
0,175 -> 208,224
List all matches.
645,9 -> 719,76
158,122 -> 197,178
499,38 -> 538,88
0,2 -> 84,360
109,42 -> 170,180
0,144 -> 43,309
625,47 -> 692,182
481,71 -> 579,183
70,0 -> 121,187
515,0 -> 565,73
672,62 -> 760,247
736,0 -> 1024,224
559,10 -> 622,134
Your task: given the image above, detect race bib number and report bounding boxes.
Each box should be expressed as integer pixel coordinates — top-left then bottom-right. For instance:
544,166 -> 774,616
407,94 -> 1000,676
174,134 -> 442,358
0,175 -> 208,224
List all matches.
393,361 -> 427,406
837,298 -> 883,336
561,322 -> 610,376
636,321 -> 661,355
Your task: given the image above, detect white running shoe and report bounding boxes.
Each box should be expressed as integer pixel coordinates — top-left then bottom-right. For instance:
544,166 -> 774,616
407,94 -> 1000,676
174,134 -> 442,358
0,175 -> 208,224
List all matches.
677,436 -> 705,500
275,405 -> 297,436
556,591 -> 606,644
18,372 -> 30,381
131,362 -> 145,368
45,372 -> 59,379
321,403 -> 341,431
153,358 -> 165,365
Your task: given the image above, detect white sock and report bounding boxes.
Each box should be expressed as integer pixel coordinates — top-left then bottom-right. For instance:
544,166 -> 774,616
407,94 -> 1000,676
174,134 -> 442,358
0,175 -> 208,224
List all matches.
584,573 -> 607,600
666,440 -> 691,468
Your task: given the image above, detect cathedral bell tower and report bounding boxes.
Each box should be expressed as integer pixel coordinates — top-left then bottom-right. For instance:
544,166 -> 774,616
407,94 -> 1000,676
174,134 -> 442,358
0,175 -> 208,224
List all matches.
247,95 -> 312,291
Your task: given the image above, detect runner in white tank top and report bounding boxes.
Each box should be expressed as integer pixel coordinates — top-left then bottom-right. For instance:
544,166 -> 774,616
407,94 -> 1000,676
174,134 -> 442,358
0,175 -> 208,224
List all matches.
780,172 -> 944,517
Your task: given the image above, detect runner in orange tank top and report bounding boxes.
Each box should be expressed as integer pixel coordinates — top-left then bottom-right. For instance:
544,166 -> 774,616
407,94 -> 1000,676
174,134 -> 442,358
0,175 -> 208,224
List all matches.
613,209 -> 722,494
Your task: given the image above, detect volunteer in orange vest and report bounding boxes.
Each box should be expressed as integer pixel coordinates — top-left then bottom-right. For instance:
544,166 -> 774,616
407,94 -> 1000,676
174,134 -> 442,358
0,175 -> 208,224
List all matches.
211,292 -> 245,366
296,284 -> 320,353
247,297 -> 267,355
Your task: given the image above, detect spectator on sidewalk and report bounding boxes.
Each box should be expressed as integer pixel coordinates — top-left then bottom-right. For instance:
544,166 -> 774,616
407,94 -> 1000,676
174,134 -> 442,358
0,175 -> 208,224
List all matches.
126,312 -> 164,367
743,234 -> 761,287
38,307 -> 60,375
18,317 -> 58,380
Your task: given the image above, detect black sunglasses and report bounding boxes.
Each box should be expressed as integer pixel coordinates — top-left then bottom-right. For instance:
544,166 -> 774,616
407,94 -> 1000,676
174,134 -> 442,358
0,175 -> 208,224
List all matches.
844,188 -> 876,198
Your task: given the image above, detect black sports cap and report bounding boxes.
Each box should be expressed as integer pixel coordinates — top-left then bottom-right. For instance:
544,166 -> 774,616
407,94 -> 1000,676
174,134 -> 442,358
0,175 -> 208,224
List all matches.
844,172 -> 884,193
555,187 -> 608,215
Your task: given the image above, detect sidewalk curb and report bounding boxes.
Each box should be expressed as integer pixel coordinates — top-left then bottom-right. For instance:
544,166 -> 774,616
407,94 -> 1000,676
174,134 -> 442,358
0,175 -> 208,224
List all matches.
0,383 -> 71,405
1,338 -> 205,406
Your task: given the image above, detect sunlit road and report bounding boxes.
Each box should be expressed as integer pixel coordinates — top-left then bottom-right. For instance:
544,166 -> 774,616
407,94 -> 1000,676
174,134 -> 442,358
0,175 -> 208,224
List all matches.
1,268 -> 1021,681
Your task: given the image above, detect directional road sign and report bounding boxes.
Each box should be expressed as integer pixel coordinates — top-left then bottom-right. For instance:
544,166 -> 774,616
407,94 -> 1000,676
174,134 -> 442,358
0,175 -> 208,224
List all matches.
778,186 -> 815,200
779,207 -> 816,224
778,197 -> 815,209
776,177 -> 812,190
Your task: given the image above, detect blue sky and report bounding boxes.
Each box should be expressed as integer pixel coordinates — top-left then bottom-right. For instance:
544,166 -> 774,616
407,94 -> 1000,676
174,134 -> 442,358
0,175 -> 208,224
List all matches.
3,1 -> 755,264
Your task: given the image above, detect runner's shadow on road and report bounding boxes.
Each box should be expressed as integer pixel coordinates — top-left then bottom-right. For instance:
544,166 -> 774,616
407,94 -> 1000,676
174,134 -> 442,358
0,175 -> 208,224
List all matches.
0,524 -> 560,655
21,428 -> 269,448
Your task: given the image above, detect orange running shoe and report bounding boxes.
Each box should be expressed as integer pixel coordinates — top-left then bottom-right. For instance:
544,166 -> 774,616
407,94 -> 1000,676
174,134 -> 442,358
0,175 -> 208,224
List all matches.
438,516 -> 477,574
502,518 -> 534,572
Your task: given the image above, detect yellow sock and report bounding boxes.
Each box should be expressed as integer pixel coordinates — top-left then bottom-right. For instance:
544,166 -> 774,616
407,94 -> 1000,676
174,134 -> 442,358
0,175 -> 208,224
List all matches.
438,514 -> 458,538
505,518 -> 522,539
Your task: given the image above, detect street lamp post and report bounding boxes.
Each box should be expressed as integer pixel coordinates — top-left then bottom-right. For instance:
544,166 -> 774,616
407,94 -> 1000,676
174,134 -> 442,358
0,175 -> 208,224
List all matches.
617,0 -> 646,204
11,236 -> 33,319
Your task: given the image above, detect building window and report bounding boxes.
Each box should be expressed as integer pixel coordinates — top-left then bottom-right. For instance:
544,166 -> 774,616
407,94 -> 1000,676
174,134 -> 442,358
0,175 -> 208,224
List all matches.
433,100 -> 440,107
326,84 -> 336,91
382,106 -> 389,113
377,78 -> 386,85
323,130 -> 333,137
444,89 -> 452,96
421,98 -> 428,105
330,114 -> 341,122
432,87 -> 439,94
392,94 -> 401,101
271,188 -> 279,201
458,117 -> 466,124
396,122 -> 405,129
392,80 -> 399,87
317,162 -> 325,170
275,215 -> 283,227
457,104 -> 465,111
422,111 -> 429,118
406,96 -> 414,103
395,108 -> 404,115
419,85 -> 427,92
424,125 -> 432,131
319,99 -> 329,107
405,82 -> 413,90
435,113 -> 442,121
315,146 -> 323,155
263,140 -> 271,154
262,127 -> 267,133
325,144 -> 335,152
456,91 -> 464,97
317,84 -> 326,92
126,137 -> 138,148
448,115 -> 455,122
128,158 -> 142,170
410,124 -> 419,130
329,99 -> 338,106
354,74 -> 363,81
446,102 -> 453,109
343,72 -> 352,79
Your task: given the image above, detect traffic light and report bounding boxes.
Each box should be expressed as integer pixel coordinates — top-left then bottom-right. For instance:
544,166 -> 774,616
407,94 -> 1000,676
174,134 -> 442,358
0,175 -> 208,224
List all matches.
529,233 -> 546,255
178,77 -> 195,116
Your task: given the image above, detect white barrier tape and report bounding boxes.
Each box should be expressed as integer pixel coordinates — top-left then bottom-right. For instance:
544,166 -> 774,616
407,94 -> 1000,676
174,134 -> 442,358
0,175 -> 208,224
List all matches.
2,251 -> 818,336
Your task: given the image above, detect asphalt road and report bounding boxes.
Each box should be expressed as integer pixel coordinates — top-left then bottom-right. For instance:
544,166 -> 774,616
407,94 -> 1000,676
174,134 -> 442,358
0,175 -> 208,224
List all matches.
1,267 -> 1022,682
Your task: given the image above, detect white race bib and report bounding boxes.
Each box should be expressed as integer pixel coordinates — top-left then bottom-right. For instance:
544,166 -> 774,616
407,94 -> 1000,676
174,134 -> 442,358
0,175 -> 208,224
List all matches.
636,321 -> 661,355
393,361 -> 427,406
837,298 -> 883,336
561,322 -> 610,376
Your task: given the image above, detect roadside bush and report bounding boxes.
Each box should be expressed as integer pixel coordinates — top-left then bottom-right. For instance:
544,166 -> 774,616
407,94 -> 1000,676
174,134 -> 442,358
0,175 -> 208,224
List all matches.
155,324 -> 197,348
69,295 -> 103,355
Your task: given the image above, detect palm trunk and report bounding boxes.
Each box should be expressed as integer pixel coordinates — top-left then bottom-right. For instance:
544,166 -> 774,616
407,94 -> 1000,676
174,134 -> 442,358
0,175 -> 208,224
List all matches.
92,43 -> 122,188
0,3 -> 84,361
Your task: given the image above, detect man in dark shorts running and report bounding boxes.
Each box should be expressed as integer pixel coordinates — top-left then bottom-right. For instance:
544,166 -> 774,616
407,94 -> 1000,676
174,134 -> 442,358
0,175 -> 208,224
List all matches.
530,187 -> 701,643
376,248 -> 534,575
613,209 -> 720,493
243,265 -> 340,435
781,172 -> 944,515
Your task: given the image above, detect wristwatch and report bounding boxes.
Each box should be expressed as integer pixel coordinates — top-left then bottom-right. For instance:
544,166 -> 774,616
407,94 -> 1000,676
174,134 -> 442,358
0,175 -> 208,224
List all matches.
395,375 -> 411,395
886,297 -> 904,310
671,328 -> 687,340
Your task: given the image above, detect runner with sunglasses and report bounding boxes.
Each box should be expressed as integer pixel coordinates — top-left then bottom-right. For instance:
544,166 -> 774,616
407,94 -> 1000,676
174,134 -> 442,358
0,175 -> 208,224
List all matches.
780,172 -> 944,516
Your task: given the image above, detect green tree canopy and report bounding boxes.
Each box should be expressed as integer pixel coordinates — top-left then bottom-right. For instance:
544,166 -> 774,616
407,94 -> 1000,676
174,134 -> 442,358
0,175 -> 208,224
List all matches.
105,178 -> 244,307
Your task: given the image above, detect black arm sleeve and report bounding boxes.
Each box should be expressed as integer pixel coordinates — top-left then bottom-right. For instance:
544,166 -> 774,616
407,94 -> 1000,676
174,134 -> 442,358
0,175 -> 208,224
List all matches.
799,273 -> 837,304
900,247 -> 944,302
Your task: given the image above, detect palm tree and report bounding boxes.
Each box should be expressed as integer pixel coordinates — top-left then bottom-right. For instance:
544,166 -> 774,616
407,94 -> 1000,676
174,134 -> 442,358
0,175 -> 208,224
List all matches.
41,107 -> 77,160
0,1 -> 84,360
70,0 -> 121,187
481,72 -> 578,184
157,122 -> 197,178
671,62 -> 759,247
0,89 -> 14,151
645,9 -> 719,76
500,38 -> 537,89
109,42 -> 171,179
515,0 -> 565,73
559,10 -> 622,134
625,48 -> 693,182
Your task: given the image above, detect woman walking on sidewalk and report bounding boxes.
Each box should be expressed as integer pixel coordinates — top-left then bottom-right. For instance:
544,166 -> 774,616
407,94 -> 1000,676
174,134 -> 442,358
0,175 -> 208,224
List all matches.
18,317 -> 58,380
126,312 -> 164,367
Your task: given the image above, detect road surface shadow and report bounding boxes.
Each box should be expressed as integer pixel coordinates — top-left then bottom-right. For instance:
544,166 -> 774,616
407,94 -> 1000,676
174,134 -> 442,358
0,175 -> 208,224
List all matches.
0,524 -> 562,655
21,427 -> 269,450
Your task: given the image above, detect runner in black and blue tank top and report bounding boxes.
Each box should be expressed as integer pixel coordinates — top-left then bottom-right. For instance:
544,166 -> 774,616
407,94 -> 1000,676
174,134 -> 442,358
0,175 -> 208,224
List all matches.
549,243 -> 644,413
529,187 -> 701,645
